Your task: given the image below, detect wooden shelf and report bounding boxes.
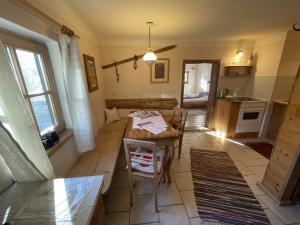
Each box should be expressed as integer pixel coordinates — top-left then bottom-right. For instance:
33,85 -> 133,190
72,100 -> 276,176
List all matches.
224,65 -> 253,76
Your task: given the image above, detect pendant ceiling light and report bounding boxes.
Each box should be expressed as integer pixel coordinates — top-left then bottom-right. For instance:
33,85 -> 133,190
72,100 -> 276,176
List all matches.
143,22 -> 157,65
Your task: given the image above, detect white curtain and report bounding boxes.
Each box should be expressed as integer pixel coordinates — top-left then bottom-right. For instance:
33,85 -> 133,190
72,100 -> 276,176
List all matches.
0,122 -> 46,181
59,34 -> 95,153
0,41 -> 55,181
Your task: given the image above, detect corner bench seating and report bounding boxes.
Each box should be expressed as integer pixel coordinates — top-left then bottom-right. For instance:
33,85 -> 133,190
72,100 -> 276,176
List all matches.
67,118 -> 128,194
67,98 -> 178,195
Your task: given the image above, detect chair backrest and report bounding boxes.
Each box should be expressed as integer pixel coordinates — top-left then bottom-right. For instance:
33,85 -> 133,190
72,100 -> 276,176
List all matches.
170,107 -> 188,132
123,138 -> 160,175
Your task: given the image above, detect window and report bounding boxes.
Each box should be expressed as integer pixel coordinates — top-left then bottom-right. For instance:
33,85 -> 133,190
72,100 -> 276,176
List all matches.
2,33 -> 64,135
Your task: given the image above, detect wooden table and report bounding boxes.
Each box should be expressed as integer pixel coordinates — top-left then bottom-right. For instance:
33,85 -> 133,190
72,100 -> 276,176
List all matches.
125,115 -> 180,183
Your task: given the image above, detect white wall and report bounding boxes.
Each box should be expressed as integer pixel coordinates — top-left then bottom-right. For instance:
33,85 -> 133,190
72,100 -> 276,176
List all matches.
247,32 -> 286,100
272,30 -> 300,101
0,155 -> 13,194
49,137 -> 79,177
101,45 -> 254,101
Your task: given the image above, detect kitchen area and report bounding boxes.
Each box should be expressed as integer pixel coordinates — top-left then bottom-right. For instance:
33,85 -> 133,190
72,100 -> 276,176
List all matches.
212,61 -> 295,159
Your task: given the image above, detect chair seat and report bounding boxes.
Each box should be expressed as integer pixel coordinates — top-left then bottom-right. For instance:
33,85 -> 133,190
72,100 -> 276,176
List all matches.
130,147 -> 165,174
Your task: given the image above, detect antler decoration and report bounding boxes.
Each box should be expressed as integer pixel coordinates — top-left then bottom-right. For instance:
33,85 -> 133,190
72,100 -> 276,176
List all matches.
114,61 -> 120,83
293,23 -> 300,31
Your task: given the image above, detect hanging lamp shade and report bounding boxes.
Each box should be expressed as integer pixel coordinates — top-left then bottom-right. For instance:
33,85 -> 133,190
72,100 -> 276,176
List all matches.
143,48 -> 157,65
143,22 -> 157,65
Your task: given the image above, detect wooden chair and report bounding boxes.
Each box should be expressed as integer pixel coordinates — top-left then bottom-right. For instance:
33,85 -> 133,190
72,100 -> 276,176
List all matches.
170,107 -> 188,159
123,138 -> 168,212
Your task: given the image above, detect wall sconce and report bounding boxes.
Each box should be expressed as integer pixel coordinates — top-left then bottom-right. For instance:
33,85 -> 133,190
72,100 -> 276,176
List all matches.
236,49 -> 244,58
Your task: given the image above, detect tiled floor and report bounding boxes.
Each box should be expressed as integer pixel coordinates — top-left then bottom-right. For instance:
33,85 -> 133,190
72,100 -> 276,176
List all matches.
104,131 -> 300,225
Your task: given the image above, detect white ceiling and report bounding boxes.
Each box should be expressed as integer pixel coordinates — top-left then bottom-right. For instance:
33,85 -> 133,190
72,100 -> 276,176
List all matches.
34,0 -> 300,43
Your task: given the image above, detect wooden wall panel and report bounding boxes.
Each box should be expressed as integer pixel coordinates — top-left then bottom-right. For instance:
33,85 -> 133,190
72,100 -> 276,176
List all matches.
262,67 -> 300,203
105,98 -> 178,110
266,103 -> 287,142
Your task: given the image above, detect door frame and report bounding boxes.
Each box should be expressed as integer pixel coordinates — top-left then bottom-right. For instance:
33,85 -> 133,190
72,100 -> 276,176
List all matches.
180,59 -> 220,128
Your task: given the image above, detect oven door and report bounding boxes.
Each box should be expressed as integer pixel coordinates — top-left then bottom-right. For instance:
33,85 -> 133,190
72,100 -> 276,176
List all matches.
235,108 -> 265,133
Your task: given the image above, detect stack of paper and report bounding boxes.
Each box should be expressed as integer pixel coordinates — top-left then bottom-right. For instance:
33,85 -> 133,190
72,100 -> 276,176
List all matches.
131,111 -> 167,134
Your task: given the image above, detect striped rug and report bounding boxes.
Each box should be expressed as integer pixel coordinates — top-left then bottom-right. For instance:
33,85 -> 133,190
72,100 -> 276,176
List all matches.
190,149 -> 270,225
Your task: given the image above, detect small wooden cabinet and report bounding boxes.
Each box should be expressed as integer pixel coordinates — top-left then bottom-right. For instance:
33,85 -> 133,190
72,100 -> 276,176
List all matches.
213,99 -> 241,138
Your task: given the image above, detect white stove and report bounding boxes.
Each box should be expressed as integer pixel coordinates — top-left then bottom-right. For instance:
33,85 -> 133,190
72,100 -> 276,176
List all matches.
228,97 -> 267,134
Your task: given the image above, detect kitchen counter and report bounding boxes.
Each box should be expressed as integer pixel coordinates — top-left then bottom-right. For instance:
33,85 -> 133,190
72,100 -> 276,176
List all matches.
272,100 -> 288,105
217,96 -> 266,103
0,176 -> 104,225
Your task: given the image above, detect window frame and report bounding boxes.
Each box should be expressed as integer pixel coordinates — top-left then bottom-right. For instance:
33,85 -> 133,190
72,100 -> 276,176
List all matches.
0,32 -> 65,136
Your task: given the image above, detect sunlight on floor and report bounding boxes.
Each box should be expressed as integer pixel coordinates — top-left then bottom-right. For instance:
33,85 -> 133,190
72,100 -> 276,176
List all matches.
206,130 -> 246,146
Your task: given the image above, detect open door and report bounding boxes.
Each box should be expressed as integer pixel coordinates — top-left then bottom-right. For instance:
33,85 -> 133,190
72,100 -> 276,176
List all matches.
180,60 -> 220,129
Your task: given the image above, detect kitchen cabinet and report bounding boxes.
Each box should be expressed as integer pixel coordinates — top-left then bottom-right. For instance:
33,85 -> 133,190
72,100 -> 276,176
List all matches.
213,98 -> 264,138
213,98 -> 241,138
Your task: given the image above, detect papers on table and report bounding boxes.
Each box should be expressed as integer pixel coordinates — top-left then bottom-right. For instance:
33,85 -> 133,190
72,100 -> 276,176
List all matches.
140,123 -> 167,135
131,111 -> 168,134
128,111 -> 160,119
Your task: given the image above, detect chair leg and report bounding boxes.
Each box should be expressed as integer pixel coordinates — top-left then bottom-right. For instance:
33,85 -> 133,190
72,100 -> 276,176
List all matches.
178,135 -> 183,159
154,180 -> 159,212
128,175 -> 133,207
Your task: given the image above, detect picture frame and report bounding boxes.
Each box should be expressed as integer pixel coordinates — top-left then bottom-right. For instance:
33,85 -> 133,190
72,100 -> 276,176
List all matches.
83,54 -> 98,92
150,58 -> 170,83
184,71 -> 189,84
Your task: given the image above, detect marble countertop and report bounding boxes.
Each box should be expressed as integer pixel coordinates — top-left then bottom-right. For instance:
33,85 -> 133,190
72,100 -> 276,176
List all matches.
0,176 -> 104,225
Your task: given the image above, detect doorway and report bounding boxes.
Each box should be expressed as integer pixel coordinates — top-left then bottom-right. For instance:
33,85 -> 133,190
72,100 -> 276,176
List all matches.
180,60 -> 220,129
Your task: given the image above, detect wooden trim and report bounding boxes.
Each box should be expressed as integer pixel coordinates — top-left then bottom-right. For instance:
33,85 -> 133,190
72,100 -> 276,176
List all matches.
102,45 -> 176,69
105,98 -> 178,110
180,59 -> 220,128
231,132 -> 259,139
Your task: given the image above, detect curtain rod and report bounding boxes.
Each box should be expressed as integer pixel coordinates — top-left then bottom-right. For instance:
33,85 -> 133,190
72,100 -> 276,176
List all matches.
18,0 -> 80,39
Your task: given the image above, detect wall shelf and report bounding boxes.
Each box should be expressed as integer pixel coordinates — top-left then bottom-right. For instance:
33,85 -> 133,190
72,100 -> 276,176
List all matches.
224,65 -> 253,76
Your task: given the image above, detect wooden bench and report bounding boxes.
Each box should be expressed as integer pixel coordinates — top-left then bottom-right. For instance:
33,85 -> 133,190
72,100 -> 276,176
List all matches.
67,118 -> 127,194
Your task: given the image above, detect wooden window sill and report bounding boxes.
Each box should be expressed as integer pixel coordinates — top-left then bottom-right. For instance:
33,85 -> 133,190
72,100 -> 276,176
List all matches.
46,129 -> 74,157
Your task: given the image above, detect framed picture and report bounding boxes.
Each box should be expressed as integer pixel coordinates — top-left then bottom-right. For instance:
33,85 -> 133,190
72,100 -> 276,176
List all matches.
83,54 -> 98,92
184,71 -> 189,84
150,58 -> 170,83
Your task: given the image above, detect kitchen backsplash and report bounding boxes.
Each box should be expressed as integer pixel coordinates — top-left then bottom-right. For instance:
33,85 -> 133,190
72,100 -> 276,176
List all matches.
218,75 -> 296,101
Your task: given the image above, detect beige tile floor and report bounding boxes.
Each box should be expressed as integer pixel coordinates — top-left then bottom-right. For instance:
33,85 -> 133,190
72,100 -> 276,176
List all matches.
104,131 -> 300,225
